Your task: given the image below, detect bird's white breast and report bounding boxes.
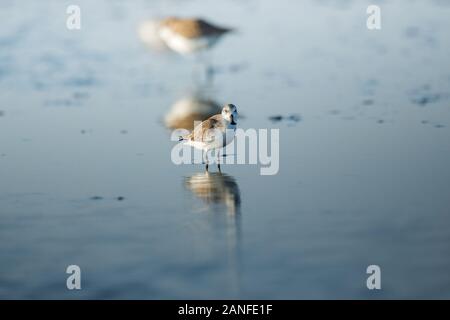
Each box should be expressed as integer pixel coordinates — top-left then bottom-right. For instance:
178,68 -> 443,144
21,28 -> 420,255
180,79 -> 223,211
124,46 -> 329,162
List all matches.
224,124 -> 236,147
158,27 -> 215,54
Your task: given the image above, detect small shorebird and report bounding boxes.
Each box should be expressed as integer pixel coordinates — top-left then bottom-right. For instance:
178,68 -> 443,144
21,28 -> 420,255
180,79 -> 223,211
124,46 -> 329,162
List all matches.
139,17 -> 233,82
158,17 -> 233,55
179,104 -> 238,171
139,17 -> 232,55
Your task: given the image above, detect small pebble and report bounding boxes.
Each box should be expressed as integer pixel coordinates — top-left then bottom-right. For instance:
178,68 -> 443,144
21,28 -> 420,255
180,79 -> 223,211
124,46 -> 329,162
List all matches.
73,92 -> 89,100
329,109 -> 340,115
269,114 -> 301,124
411,93 -> 440,106
269,115 -> 283,122
288,114 -> 301,122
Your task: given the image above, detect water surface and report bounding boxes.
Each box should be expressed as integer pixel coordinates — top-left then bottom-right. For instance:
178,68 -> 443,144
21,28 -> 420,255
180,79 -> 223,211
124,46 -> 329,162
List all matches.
1,0 -> 450,299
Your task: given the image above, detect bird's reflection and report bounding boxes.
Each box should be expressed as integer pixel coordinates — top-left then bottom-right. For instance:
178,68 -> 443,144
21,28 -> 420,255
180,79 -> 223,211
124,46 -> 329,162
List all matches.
164,94 -> 221,130
184,171 -> 241,216
184,172 -> 242,296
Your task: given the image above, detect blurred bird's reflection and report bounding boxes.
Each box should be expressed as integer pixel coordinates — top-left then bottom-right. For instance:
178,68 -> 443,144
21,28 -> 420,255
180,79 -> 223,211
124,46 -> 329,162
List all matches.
164,94 -> 221,130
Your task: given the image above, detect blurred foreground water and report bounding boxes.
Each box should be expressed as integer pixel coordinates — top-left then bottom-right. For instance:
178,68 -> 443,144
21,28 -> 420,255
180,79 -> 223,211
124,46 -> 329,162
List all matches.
1,0 -> 450,298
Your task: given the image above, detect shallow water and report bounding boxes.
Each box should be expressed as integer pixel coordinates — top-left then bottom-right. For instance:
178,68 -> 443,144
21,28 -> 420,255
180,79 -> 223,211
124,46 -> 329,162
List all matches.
1,0 -> 450,299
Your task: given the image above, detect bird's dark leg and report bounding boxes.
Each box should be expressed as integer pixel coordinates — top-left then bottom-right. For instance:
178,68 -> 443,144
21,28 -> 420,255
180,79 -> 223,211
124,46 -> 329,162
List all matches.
205,150 -> 209,171
217,149 -> 221,172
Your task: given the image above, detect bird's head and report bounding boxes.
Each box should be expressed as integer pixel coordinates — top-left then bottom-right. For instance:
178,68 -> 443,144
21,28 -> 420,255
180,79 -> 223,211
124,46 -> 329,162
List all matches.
222,104 -> 238,125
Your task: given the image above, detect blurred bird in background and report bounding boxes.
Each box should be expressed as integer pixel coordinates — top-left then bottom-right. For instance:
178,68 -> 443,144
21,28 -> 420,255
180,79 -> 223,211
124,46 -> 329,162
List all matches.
138,17 -> 234,81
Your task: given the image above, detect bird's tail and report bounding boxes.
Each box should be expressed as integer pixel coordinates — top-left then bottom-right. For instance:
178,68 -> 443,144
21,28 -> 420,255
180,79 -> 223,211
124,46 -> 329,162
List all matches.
179,132 -> 192,141
223,26 -> 238,35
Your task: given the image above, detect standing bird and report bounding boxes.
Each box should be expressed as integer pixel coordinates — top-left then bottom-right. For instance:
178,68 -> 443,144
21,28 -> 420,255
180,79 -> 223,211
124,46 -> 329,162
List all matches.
157,17 -> 233,55
138,17 -> 233,81
179,104 -> 238,171
139,17 -> 233,55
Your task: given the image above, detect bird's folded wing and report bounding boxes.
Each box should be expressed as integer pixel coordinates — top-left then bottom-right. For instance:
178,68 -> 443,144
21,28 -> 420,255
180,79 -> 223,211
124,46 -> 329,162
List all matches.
162,18 -> 232,39
188,116 -> 224,142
